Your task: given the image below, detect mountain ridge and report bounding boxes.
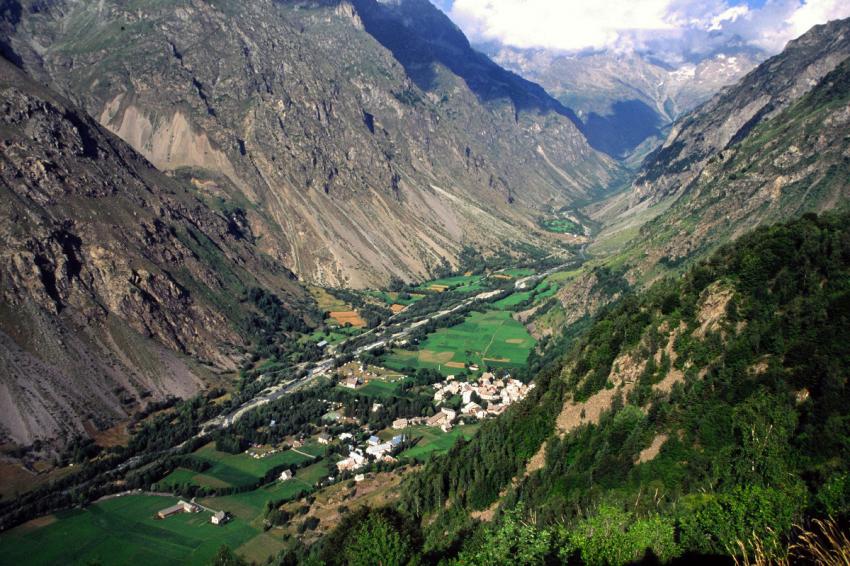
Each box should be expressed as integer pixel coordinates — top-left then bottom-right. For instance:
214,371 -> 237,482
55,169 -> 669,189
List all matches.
0,0 -> 621,288
484,43 -> 765,160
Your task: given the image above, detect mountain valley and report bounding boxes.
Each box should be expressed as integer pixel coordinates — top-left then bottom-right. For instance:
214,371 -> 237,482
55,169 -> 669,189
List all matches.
0,2 -> 849,565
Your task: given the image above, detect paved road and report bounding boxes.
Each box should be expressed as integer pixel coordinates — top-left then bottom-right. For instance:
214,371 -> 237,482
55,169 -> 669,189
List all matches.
514,245 -> 586,291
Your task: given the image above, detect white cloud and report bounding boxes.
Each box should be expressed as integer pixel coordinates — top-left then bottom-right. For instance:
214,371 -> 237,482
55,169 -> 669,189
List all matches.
788,0 -> 850,38
708,5 -> 750,30
444,0 -> 850,55
450,0 -> 678,52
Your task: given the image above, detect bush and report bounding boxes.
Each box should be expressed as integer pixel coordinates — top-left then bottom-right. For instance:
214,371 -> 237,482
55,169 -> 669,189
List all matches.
558,505 -> 679,565
677,485 -> 800,557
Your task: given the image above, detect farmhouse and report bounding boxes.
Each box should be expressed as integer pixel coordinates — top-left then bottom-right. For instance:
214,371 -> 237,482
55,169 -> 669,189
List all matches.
337,450 -> 366,472
343,376 -> 361,389
392,418 -> 408,429
426,412 -> 447,427
279,469 -> 293,481
366,441 -> 392,458
462,401 -> 481,416
157,500 -> 199,519
211,511 -> 230,525
317,432 -> 332,445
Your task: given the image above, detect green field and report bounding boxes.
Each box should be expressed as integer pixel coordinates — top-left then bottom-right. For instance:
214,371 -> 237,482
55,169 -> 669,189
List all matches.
397,425 -> 480,462
545,267 -> 584,284
159,467 -> 231,491
415,274 -> 485,293
0,495 -> 259,566
170,444 -> 321,489
493,290 -> 534,308
199,476 -> 314,522
383,309 -> 535,375
500,268 -> 535,277
540,218 -> 580,234
535,282 -> 558,300
305,325 -> 362,345
367,290 -> 424,306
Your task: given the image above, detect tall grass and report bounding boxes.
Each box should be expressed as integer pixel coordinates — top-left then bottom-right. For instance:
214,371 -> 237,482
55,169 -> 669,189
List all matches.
731,518 -> 850,566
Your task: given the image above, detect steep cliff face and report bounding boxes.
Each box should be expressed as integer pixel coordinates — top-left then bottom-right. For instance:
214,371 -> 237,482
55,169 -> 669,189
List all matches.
0,57 -> 311,446
631,18 -> 850,206
1,0 -> 620,288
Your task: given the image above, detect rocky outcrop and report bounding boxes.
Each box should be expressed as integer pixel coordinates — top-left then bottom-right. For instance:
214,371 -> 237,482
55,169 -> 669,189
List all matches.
0,58 -> 309,446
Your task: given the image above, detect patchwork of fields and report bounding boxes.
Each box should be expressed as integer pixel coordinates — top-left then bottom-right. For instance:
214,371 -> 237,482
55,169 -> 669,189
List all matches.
198,460 -> 329,522
0,495 -> 258,566
383,309 -> 536,374
414,274 -> 486,293
0,265 -> 577,565
159,443 -> 323,490
309,287 -> 366,328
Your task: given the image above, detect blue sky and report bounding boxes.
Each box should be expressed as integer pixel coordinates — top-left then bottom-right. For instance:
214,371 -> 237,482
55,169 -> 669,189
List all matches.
432,0 -> 850,55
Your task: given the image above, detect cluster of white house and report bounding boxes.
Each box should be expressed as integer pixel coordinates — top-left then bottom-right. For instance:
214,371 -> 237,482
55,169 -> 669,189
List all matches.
336,433 -> 407,473
407,373 -> 534,431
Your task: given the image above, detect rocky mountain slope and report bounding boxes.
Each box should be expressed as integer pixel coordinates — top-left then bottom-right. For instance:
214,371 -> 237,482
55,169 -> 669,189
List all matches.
486,44 -> 764,159
0,0 -> 620,288
549,18 -> 850,338
631,18 -> 850,206
627,57 -> 850,277
0,56 -> 312,447
615,18 -> 850,280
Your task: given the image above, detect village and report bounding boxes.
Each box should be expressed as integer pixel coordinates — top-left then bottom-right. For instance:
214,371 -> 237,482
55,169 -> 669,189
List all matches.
333,368 -> 534,475
147,361 -> 537,534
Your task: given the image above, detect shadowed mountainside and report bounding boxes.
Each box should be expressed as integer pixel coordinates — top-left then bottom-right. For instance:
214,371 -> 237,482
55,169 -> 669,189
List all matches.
0,56 -> 314,446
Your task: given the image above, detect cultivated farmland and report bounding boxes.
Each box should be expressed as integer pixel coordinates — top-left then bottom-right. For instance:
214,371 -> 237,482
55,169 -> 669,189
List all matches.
0,495 -> 257,566
383,310 -> 535,374
414,274 -> 485,294
160,443 -> 322,490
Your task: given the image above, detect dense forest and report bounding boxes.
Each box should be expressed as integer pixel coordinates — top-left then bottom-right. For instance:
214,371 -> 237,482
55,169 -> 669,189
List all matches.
291,211 -> 850,564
